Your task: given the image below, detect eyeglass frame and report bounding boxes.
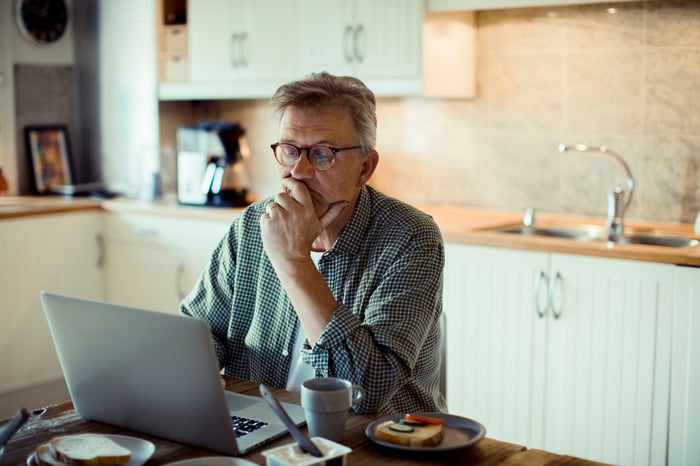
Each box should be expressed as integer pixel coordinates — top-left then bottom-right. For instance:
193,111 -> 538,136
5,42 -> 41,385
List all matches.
270,142 -> 363,171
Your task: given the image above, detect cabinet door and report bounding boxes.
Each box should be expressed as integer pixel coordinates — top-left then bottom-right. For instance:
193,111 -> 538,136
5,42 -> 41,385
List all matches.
354,0 -> 423,80
189,0 -> 297,83
104,213 -> 230,315
0,213 -> 104,394
105,241 -> 182,314
297,0 -> 354,77
668,265 -> 700,466
443,243 -> 547,446
236,0 -> 298,82
541,254 -> 673,466
296,0 -> 422,82
189,0 -> 239,81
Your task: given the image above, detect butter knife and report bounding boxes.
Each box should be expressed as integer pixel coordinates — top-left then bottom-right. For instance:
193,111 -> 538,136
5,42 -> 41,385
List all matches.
259,384 -> 323,457
0,408 -> 29,456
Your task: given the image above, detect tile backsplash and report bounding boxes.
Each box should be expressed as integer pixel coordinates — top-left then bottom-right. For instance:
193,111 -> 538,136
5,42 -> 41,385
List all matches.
160,0 -> 700,224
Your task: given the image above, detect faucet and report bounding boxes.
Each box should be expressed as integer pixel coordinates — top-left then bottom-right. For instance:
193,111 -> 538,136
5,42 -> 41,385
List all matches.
558,144 -> 635,237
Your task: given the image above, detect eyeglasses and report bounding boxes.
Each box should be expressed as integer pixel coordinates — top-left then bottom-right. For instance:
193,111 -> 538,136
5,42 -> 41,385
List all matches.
271,142 -> 362,171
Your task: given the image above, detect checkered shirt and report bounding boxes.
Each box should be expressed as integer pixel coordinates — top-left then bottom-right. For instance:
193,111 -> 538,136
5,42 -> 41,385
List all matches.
180,185 -> 445,414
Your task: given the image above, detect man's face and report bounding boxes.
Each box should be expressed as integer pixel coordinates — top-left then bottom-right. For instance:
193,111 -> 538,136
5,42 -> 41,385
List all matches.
277,105 -> 374,226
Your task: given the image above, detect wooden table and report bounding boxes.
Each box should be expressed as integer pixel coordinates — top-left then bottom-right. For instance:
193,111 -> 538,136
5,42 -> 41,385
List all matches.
1,377 -> 608,465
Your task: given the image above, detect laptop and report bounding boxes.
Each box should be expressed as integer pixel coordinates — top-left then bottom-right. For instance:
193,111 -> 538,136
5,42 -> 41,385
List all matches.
40,292 -> 306,456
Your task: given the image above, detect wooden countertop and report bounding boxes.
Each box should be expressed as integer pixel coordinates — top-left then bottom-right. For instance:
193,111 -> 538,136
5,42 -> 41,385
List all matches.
0,377 -> 609,466
1,196 -> 698,266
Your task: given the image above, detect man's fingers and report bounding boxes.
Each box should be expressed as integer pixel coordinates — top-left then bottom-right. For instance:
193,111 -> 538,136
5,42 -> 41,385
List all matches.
280,178 -> 313,208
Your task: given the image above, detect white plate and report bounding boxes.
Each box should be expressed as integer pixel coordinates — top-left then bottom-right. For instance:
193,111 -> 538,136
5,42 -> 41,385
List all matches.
365,412 -> 486,452
26,434 -> 155,466
165,457 -> 257,466
108,435 -> 156,466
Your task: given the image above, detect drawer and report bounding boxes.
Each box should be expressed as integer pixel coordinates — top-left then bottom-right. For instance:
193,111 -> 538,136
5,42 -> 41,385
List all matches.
104,213 -> 230,254
161,53 -> 188,82
161,25 -> 188,53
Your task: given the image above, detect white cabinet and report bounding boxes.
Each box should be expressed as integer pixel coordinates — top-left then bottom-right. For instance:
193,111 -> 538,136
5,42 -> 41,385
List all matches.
0,212 -> 104,394
668,266 -> 700,465
444,244 -> 542,445
186,0 -> 297,97
444,243 -> 674,465
160,0 -> 426,99
103,213 -> 231,314
296,0 -> 423,95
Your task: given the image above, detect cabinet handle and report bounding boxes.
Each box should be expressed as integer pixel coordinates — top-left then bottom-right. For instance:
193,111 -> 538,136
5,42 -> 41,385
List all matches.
353,24 -> 364,63
343,25 -> 354,63
96,233 -> 105,268
229,32 -> 239,68
548,271 -> 564,319
176,263 -> 186,300
533,269 -> 548,318
239,32 -> 248,67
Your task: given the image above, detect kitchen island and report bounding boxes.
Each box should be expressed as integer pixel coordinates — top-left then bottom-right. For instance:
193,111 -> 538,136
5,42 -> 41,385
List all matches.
0,377 -> 609,466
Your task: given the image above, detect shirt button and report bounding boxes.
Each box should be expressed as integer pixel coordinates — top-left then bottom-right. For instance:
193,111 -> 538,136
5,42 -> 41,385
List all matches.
282,349 -> 289,357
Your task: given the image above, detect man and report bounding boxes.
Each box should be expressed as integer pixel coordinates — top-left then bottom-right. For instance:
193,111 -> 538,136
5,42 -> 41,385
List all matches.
181,72 -> 445,414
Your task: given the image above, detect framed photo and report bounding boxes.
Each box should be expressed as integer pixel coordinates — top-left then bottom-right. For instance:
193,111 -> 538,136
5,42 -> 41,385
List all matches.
25,125 -> 73,194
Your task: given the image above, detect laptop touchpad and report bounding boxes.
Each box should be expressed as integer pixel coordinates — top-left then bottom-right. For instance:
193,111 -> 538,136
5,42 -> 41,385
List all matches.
225,392 -> 259,411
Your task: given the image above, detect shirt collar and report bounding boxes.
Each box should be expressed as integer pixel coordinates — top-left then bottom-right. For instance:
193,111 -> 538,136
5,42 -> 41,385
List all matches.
326,185 -> 373,255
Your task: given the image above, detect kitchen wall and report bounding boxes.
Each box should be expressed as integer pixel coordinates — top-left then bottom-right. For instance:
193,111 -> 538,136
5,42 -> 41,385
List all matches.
160,0 -> 700,224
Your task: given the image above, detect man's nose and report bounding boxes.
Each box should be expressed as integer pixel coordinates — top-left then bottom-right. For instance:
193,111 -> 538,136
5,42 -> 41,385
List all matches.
290,150 -> 315,177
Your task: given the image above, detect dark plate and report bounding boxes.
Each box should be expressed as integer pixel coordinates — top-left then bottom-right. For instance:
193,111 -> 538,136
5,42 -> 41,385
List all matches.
365,412 -> 486,452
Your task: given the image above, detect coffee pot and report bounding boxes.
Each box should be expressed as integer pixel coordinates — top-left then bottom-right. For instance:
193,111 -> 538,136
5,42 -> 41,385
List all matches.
177,121 -> 251,207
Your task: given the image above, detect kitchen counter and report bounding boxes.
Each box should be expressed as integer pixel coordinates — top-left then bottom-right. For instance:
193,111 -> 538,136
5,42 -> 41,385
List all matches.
1,195 -> 698,266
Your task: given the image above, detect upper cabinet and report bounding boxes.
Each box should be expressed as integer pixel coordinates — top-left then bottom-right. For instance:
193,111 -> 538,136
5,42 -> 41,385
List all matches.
159,0 -> 433,100
189,0 -> 297,84
169,0 -> 298,99
296,0 -> 423,95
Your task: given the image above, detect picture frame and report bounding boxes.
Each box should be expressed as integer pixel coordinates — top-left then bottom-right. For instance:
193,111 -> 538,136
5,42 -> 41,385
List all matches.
24,125 -> 73,194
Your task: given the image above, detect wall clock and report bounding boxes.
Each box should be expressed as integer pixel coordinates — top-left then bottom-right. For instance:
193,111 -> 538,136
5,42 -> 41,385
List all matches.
15,0 -> 69,45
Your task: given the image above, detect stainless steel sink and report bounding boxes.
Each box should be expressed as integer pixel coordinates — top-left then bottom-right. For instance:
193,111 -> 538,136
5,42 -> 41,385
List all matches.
486,223 -> 699,248
612,233 -> 699,248
493,224 -> 604,241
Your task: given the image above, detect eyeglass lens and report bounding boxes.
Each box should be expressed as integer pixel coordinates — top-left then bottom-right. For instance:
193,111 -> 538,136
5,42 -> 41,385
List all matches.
274,144 -> 335,170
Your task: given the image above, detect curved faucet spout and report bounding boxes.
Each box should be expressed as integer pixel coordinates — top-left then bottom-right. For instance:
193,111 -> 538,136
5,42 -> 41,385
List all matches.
557,143 -> 635,208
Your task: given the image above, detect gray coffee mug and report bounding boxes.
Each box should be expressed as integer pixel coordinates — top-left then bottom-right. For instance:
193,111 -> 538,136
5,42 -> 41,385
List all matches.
301,377 -> 365,442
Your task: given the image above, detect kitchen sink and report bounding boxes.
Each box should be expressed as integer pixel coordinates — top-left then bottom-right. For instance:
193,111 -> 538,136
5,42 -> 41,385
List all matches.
611,233 -> 699,248
486,223 -> 699,248
493,224 -> 604,241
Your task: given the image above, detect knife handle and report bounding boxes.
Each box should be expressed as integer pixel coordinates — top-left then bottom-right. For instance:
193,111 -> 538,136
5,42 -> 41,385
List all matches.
0,408 -> 29,449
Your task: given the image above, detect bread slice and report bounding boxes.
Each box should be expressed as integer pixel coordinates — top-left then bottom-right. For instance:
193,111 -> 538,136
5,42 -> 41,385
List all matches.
47,434 -> 131,466
34,443 -> 64,466
374,420 -> 445,447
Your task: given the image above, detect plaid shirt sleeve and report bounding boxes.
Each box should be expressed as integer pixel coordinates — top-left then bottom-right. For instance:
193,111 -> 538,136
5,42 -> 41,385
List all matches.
181,185 -> 445,414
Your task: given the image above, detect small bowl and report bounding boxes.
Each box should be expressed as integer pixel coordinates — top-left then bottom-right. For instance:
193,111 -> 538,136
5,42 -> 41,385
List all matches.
262,437 -> 351,466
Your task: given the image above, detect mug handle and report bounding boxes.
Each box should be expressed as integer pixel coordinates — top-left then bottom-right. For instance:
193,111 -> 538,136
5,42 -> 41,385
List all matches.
350,385 -> 365,404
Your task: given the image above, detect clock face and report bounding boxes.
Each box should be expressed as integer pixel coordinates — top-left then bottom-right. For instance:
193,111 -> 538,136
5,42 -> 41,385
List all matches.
16,0 -> 69,45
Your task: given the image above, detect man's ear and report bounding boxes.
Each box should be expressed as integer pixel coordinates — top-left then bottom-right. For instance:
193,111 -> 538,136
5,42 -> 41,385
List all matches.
357,150 -> 379,186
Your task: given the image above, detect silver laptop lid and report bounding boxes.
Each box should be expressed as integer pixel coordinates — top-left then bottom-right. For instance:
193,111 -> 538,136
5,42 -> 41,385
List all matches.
41,292 -> 240,455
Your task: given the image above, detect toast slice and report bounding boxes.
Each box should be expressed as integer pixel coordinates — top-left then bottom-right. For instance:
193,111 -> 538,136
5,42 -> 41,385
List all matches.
47,434 -> 131,466
34,443 -> 64,466
374,420 -> 445,447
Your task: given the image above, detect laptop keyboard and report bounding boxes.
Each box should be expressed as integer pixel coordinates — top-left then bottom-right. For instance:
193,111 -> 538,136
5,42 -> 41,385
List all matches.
231,415 -> 268,438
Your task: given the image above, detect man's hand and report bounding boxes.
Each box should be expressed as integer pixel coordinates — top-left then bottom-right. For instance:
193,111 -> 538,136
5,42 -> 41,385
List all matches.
260,179 -> 320,270
259,178 -> 339,343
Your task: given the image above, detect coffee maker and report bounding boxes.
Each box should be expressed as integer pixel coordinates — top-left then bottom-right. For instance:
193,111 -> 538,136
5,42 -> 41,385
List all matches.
176,121 -> 251,207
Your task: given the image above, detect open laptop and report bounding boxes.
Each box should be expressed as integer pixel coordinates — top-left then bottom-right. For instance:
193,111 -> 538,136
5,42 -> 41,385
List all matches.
40,292 -> 306,456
